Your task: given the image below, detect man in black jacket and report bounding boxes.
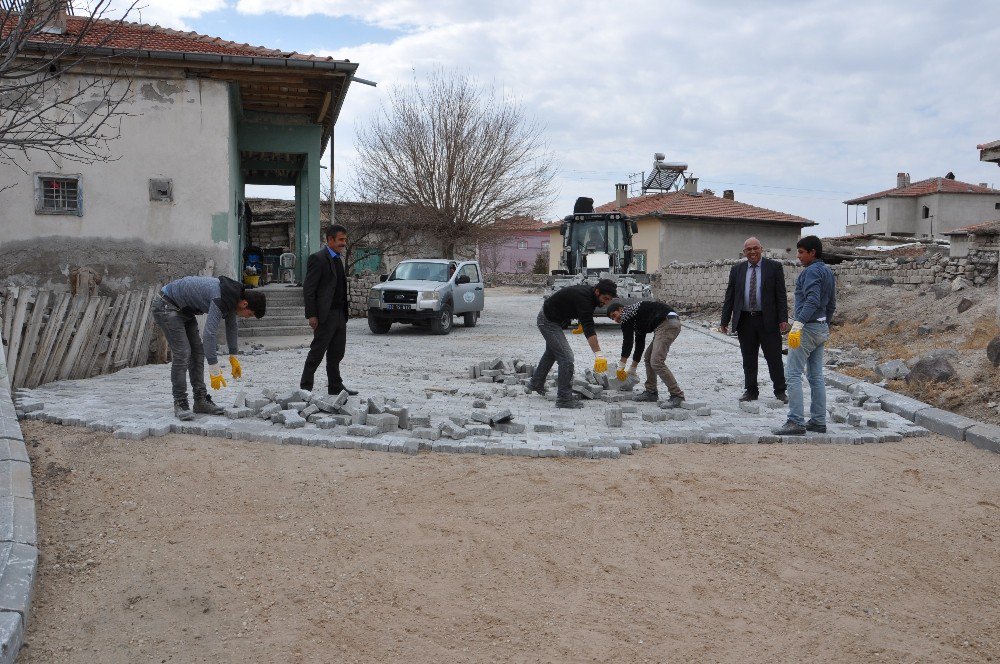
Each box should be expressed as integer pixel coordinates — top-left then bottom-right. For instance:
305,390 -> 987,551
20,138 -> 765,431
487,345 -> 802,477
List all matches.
300,224 -> 357,396
720,237 -> 789,402
608,300 -> 685,407
526,278 -> 617,408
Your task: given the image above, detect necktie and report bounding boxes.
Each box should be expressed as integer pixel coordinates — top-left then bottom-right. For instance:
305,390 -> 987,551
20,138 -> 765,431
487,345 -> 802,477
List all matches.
749,264 -> 758,311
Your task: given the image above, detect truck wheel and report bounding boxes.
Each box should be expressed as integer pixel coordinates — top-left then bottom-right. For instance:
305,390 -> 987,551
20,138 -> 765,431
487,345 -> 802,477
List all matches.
431,304 -> 453,335
463,311 -> 478,328
368,315 -> 391,334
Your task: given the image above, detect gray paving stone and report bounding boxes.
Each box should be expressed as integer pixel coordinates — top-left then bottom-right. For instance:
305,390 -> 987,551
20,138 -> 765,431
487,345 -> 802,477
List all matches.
965,424 -> 1000,454
347,425 -> 379,438
113,426 -> 150,440
0,542 -> 37,618
824,371 -> 861,391
411,427 -> 440,441
877,393 -> 932,420
259,403 -> 281,418
225,407 -> 254,420
605,407 -> 623,427
0,609 -> 25,664
0,442 -> 28,465
0,498 -> 35,546
366,413 -> 400,434
914,408 -> 979,441
0,463 -> 32,500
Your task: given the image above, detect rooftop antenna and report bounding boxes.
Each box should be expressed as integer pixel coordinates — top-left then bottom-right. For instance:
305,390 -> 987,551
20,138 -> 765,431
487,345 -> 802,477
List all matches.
642,152 -> 688,194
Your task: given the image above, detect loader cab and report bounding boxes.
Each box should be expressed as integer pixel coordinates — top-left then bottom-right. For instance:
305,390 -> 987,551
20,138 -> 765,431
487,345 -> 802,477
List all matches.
559,212 -> 638,276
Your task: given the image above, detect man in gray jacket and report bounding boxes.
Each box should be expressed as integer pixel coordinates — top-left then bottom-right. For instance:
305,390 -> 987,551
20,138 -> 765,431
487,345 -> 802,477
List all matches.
152,275 -> 266,420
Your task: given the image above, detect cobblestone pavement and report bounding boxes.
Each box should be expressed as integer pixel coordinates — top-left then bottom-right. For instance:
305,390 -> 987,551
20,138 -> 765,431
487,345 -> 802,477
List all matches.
16,293 -> 930,459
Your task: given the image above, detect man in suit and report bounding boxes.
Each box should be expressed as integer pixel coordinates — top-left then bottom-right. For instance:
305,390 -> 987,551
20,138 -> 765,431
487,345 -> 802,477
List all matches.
720,237 -> 790,403
300,223 -> 357,396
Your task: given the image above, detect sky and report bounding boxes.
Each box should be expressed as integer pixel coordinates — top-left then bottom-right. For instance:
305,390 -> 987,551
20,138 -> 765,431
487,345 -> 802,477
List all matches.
111,0 -> 1000,237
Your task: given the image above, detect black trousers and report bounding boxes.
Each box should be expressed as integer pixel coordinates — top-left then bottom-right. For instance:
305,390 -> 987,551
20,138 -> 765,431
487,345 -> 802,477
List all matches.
736,314 -> 786,395
300,309 -> 347,392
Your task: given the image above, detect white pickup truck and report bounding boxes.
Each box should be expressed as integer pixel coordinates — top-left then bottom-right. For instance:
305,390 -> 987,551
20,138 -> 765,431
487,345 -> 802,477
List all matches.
366,259 -> 485,335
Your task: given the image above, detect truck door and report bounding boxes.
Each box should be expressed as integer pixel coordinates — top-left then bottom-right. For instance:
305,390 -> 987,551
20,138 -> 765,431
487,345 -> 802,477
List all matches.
454,262 -> 484,313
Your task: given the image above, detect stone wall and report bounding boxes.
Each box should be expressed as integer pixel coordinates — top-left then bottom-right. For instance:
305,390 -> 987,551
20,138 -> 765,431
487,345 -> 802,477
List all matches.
483,273 -> 550,288
655,252 -> 999,306
348,273 -> 380,318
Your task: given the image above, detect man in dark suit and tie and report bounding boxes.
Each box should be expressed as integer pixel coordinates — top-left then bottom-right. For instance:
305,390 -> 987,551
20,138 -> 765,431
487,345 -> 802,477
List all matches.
300,223 -> 357,396
720,237 -> 790,403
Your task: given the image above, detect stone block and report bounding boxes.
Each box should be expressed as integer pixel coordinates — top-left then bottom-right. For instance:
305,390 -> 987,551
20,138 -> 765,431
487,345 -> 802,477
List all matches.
366,413 -> 400,434
641,411 -> 668,422
466,424 -> 492,437
293,389 -> 313,402
346,425 -> 379,438
112,426 -> 150,440
301,404 -> 320,418
964,424 -> 1000,454
225,407 -> 254,420
739,401 -> 761,415
877,393 -> 931,420
695,407 -> 712,416
0,440 -> 28,464
233,391 -> 247,408
914,408 -> 978,441
411,427 -> 440,441
680,401 -> 707,410
470,410 -> 492,424
384,406 -> 409,429
494,422 -> 526,435
287,401 -> 309,412
707,434 -> 735,445
0,496 -> 35,546
259,403 -> 281,418
0,541 -> 37,618
440,422 -> 468,440
489,409 -> 513,424
863,402 -> 883,412
605,407 -> 623,427
247,397 -> 271,410
367,396 -> 386,414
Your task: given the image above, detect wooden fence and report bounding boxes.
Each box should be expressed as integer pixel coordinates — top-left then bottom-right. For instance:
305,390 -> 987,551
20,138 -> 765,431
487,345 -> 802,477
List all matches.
0,286 -> 160,389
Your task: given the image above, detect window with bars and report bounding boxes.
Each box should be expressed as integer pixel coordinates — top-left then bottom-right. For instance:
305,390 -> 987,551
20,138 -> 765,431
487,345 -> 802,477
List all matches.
517,240 -> 528,249
34,174 -> 82,215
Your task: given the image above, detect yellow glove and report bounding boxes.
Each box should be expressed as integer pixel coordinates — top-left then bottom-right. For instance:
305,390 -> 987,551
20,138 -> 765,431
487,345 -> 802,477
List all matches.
616,368 -> 628,381
572,323 -> 584,334
229,355 -> 242,380
209,364 -> 227,390
788,321 -> 803,349
593,353 -> 608,373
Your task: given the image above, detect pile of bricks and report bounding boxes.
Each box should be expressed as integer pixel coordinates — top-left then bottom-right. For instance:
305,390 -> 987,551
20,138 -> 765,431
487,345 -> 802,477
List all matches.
469,357 -> 534,384
467,357 -> 642,401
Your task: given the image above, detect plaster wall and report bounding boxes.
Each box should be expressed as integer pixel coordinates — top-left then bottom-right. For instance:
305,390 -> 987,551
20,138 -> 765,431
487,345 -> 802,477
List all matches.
863,194 -> 1000,237
659,220 -> 801,266
630,218 -> 662,272
0,73 -> 236,285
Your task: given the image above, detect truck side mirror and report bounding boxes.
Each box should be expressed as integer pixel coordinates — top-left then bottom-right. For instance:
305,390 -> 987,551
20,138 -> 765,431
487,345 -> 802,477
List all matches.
456,275 -> 471,284
379,274 -> 388,282
559,225 -> 566,236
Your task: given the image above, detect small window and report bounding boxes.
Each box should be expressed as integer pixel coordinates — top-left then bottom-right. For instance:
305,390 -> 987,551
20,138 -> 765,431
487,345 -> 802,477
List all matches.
35,174 -> 81,215
541,240 -> 550,250
516,260 -> 528,270
517,240 -> 528,249
922,206 -> 930,219
459,263 -> 480,283
995,203 -> 1000,210
149,178 -> 173,202
875,207 -> 880,221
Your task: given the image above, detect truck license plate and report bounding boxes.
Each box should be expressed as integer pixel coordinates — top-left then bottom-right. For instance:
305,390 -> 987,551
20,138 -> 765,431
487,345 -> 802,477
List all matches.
386,304 -> 411,310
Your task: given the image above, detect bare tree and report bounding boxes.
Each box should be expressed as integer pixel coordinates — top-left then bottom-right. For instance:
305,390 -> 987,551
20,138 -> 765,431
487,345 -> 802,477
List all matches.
476,231 -> 509,275
354,69 -> 557,258
1,0 -> 138,169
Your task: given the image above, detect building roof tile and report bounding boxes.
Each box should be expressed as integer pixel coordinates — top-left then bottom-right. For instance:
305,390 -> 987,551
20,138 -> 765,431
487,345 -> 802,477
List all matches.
843,177 -> 999,205
593,191 -> 815,226
943,219 -> 1000,236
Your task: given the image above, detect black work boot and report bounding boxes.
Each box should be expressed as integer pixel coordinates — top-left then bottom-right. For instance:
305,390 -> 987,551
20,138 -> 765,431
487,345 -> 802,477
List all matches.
193,393 -> 225,415
634,390 -> 658,402
174,398 -> 195,421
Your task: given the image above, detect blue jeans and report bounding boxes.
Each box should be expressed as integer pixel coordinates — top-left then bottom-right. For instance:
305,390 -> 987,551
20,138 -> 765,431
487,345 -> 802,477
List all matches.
530,310 -> 575,401
785,322 -> 829,426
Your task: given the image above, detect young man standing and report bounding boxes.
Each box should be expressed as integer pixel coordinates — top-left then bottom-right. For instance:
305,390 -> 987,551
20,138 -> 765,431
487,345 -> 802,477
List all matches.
301,224 -> 357,396
526,278 -> 617,409
774,235 -> 836,436
608,299 -> 685,407
152,275 -> 266,420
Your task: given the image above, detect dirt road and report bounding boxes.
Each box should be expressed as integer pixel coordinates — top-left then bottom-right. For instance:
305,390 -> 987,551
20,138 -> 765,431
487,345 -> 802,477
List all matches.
20,421 -> 1000,663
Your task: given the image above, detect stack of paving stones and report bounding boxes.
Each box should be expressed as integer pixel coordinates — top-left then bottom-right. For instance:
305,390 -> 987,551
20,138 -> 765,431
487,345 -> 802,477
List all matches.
0,351 -> 36,663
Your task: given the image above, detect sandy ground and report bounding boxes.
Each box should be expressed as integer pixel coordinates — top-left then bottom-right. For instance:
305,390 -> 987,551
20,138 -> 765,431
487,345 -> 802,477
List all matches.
20,421 -> 1000,663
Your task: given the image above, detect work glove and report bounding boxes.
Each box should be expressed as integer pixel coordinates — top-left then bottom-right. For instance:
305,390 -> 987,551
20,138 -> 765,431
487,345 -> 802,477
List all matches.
229,355 -> 242,380
788,320 -> 804,349
593,352 -> 608,374
572,323 -> 584,334
616,359 -> 629,381
627,361 -> 638,377
209,364 -> 227,390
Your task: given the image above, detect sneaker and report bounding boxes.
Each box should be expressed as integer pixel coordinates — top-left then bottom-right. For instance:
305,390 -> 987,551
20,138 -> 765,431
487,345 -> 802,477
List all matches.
634,390 -> 659,402
805,420 -> 827,433
665,396 -> 685,409
193,394 -> 225,415
555,399 -> 584,409
524,383 -> 548,396
772,420 -> 806,436
739,390 -> 759,402
173,399 -> 195,421
774,391 -> 788,404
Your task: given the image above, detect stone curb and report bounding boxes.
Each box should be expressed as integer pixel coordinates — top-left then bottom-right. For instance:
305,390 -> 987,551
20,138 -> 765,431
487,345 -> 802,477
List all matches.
0,350 -> 35,664
825,370 -> 999,454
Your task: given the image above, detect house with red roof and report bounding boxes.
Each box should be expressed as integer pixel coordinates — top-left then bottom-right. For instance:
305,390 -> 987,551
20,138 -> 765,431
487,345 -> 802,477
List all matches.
980,140 -> 1000,166
843,172 -> 1000,239
0,2 -> 361,285
546,181 -> 815,271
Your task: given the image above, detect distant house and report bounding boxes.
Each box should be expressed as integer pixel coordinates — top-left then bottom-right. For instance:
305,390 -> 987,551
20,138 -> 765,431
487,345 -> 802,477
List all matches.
478,217 -> 552,274
0,4 -> 358,287
546,182 -> 815,271
843,173 -> 1000,239
943,219 -> 1000,258
980,140 -> 1000,166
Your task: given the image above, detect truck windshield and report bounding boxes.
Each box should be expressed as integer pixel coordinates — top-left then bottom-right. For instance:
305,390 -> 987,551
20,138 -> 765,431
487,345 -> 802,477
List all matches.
390,262 -> 450,282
